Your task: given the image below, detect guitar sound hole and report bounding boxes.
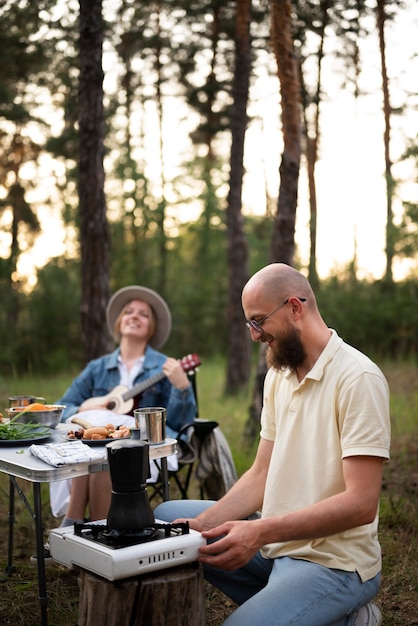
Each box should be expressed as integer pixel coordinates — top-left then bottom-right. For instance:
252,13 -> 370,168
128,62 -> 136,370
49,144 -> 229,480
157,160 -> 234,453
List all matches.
107,401 -> 116,410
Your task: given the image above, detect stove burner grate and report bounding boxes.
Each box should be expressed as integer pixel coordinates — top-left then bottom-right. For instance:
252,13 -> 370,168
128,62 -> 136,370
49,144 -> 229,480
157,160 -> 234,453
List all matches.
73,521 -> 191,550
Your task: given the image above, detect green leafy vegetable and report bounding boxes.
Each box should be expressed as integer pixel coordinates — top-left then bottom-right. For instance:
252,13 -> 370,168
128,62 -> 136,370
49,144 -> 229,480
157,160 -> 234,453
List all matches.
0,412 -> 50,440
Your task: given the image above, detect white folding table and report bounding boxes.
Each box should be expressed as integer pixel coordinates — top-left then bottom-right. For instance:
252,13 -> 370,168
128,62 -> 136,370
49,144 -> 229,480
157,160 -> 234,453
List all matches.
0,425 -> 176,626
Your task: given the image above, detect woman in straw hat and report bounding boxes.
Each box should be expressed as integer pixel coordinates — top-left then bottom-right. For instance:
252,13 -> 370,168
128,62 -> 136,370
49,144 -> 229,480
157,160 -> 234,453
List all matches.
58,285 -> 195,427
44,286 -> 196,548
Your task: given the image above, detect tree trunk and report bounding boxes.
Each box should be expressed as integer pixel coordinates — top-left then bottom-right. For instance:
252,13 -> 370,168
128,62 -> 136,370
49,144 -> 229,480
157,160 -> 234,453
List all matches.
244,342 -> 267,444
303,0 -> 331,291
78,0 -> 112,364
269,0 -> 301,265
155,5 -> 168,294
377,0 -> 394,284
246,0 -> 302,443
225,0 -> 252,394
78,564 -> 205,626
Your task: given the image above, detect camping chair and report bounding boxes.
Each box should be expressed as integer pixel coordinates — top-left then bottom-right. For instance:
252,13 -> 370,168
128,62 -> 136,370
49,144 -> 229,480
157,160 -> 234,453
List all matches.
148,372 -> 238,502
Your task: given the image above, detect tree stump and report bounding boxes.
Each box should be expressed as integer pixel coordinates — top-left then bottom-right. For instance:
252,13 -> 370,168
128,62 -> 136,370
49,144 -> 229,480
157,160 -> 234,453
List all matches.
78,563 -> 205,626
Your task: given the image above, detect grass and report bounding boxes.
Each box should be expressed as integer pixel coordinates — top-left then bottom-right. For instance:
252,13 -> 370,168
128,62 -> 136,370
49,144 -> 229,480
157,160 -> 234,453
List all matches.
0,358 -> 417,624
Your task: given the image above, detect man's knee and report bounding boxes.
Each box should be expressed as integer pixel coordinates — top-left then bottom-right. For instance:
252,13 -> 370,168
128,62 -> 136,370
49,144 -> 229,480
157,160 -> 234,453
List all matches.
154,499 -> 215,522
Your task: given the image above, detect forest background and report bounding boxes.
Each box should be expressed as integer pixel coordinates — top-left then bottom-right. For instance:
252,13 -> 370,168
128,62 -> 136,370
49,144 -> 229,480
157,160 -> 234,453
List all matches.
0,0 -> 417,406
0,2 -> 417,623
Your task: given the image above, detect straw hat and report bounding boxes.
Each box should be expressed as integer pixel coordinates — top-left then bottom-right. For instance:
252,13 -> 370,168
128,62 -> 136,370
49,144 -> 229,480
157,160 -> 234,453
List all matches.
106,286 -> 172,349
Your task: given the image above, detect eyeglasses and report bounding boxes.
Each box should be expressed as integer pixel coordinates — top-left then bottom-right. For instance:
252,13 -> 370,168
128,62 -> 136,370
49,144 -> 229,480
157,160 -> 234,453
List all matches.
245,297 -> 307,334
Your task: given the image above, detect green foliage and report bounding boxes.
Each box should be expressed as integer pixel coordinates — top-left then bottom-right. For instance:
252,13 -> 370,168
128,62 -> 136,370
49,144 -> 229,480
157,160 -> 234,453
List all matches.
0,201 -> 271,375
165,218 -> 229,356
2,239 -> 418,375
0,259 -> 83,376
27,259 -> 82,367
316,274 -> 418,358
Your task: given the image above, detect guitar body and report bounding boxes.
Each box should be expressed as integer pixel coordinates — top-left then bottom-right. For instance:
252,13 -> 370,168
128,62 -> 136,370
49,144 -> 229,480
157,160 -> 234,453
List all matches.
79,354 -> 201,416
79,385 -> 133,415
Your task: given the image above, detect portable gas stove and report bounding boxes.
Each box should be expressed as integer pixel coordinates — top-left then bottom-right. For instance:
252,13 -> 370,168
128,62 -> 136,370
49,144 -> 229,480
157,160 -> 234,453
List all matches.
49,520 -> 206,581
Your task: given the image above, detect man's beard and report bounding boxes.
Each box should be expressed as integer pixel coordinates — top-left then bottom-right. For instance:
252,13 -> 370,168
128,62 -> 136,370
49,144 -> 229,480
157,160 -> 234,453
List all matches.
265,326 -> 306,372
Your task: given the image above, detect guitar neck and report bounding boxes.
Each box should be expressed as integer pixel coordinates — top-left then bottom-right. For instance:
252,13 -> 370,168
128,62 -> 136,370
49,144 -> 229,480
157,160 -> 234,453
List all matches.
121,371 -> 166,402
119,353 -> 200,404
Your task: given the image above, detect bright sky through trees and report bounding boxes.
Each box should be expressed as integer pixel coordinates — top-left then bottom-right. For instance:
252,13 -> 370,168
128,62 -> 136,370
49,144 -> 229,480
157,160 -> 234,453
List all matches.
242,3 -> 418,280
3,0 -> 418,285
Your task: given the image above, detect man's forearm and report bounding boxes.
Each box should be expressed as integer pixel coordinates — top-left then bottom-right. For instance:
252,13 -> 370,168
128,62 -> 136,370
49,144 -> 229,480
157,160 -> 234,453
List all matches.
196,467 -> 265,530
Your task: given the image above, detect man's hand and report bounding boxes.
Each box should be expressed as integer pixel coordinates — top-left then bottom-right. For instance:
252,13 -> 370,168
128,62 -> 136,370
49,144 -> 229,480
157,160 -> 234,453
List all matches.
173,517 -> 207,532
198,520 -> 262,571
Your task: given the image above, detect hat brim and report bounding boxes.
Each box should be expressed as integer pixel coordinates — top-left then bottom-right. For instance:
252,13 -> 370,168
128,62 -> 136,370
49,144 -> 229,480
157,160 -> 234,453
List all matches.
106,286 -> 172,349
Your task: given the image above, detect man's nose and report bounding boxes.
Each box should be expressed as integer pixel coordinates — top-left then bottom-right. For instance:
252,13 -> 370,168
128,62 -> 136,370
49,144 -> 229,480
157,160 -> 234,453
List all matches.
249,326 -> 263,341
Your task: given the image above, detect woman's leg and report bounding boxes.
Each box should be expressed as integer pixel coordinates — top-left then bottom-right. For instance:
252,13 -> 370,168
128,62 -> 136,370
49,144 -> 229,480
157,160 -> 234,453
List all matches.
88,470 -> 112,521
66,475 -> 90,520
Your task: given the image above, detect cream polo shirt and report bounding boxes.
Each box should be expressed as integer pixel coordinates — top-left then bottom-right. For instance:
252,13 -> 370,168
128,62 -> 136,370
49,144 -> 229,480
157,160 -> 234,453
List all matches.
260,329 -> 390,582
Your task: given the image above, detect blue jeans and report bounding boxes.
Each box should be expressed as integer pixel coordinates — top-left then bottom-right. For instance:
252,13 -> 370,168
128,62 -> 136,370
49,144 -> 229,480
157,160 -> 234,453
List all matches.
154,500 -> 381,626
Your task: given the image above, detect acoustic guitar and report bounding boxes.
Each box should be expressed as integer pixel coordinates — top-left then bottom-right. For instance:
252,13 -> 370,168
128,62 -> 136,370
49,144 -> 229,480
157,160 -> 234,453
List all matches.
78,353 -> 201,415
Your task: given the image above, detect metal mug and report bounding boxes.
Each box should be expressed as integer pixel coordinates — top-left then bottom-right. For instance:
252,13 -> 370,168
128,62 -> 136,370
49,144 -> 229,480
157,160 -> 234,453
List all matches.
8,396 -> 46,408
134,407 -> 166,444
133,409 -> 147,441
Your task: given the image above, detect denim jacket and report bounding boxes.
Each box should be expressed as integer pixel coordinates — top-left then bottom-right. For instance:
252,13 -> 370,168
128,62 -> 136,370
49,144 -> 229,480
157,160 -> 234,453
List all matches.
57,346 -> 197,438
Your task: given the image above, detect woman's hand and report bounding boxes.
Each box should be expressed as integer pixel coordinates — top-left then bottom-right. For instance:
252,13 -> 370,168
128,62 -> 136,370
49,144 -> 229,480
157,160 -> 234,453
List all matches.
163,357 -> 190,390
78,398 -> 111,412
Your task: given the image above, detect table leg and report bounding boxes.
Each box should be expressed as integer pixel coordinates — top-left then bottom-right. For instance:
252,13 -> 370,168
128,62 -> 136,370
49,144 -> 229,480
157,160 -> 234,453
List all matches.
160,456 -> 170,501
2,477 -> 15,579
32,482 -> 48,626
3,478 -> 48,624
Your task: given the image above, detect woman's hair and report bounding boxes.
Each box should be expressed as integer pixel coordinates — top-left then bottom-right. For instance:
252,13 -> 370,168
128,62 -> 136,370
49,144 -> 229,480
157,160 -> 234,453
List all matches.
113,299 -> 157,343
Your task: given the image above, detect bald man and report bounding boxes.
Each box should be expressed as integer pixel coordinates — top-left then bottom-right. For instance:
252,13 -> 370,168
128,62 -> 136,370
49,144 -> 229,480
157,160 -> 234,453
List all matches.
156,263 -> 389,626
